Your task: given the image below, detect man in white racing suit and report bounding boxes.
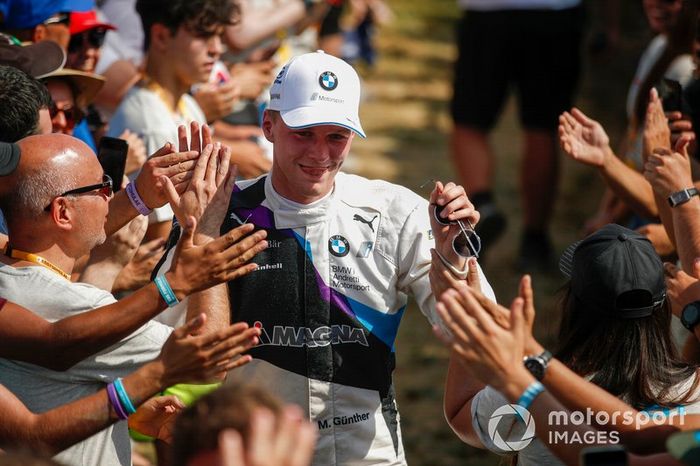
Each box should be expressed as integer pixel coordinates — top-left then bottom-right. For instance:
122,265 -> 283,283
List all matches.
155,50 -> 496,465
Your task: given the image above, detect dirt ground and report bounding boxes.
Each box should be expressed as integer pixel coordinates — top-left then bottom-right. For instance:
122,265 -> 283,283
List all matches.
347,1 -> 654,464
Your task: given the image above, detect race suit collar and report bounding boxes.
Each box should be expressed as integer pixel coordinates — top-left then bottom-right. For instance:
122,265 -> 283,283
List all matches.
264,175 -> 340,228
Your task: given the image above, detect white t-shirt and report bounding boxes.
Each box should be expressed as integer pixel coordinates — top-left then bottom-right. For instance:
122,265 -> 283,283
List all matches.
107,85 -> 207,223
458,0 -> 581,11
0,263 -> 172,466
471,376 -> 700,466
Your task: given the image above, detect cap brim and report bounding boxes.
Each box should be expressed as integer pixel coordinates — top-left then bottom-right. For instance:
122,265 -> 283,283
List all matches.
26,40 -> 67,78
70,21 -> 117,35
0,40 -> 66,79
281,106 -> 366,138
41,68 -> 105,108
559,239 -> 583,278
0,142 -> 21,176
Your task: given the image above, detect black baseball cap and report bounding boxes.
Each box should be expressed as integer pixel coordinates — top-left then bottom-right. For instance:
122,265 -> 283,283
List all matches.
0,142 -> 20,176
559,224 -> 666,318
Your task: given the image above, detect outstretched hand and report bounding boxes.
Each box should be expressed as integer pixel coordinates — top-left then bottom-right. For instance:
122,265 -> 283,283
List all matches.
435,286 -> 527,391
164,215 -> 268,299
433,275 -> 542,357
157,313 -> 261,386
164,122 -> 236,241
558,108 -> 611,168
128,395 -> 185,443
643,88 -> 671,162
643,136 -> 693,198
133,142 -> 200,209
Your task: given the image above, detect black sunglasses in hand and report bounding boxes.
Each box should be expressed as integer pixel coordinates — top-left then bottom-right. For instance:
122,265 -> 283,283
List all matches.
431,203 -> 481,259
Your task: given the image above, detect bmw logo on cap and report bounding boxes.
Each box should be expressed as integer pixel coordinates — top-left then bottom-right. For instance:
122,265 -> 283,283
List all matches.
319,71 -> 338,91
329,235 -> 349,257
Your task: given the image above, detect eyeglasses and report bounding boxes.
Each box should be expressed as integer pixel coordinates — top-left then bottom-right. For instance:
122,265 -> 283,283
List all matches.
49,102 -> 84,132
68,28 -> 107,53
44,174 -> 113,211
431,203 -> 482,259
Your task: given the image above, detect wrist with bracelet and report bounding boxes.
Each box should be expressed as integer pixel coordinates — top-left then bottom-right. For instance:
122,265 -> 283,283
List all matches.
154,275 -> 180,307
516,380 -> 545,409
668,186 -> 699,207
125,181 -> 153,216
434,248 -> 469,280
107,377 -> 137,420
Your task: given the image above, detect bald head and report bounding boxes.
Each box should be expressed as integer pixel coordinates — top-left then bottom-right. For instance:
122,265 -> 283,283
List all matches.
1,134 -> 99,223
16,133 -> 95,171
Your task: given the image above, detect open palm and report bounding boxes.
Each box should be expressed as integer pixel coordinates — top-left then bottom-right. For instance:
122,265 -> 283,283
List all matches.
558,108 -> 610,167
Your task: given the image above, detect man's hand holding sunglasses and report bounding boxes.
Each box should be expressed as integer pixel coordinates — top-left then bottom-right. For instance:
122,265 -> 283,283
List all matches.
428,181 -> 481,279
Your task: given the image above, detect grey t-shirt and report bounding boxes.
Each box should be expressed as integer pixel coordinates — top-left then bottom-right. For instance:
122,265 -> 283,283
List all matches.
0,263 -> 172,466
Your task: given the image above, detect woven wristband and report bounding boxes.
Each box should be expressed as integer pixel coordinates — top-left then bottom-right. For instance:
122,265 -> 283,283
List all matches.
126,182 -> 153,216
154,275 -> 179,307
114,378 -> 137,415
517,380 -> 545,410
107,382 -> 129,420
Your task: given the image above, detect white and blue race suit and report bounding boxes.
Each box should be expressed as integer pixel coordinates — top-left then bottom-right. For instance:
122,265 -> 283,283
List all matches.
155,172 -> 496,466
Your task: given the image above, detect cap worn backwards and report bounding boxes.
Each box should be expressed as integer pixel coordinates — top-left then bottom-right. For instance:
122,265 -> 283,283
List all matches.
268,50 -> 365,138
559,223 -> 666,319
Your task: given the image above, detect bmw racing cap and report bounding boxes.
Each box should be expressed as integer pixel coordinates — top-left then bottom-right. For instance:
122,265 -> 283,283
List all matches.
268,50 -> 365,138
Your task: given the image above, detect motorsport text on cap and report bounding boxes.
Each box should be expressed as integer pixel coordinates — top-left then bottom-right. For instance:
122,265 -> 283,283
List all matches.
268,50 -> 365,138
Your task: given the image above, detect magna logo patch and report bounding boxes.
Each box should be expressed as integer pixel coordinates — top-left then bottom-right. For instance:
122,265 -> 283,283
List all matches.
254,321 -> 369,347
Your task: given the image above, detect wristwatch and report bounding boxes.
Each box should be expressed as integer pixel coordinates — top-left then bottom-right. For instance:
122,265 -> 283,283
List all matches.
681,301 -> 700,330
667,187 -> 699,207
523,350 -> 552,381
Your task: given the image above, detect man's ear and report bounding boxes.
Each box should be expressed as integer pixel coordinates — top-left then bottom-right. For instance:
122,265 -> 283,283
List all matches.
261,111 -> 275,143
149,23 -> 172,53
33,25 -> 47,42
51,198 -> 74,232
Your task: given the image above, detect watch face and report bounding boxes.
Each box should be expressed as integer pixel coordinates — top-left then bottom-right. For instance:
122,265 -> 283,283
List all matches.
524,358 -> 544,381
671,192 -> 688,205
683,303 -> 700,329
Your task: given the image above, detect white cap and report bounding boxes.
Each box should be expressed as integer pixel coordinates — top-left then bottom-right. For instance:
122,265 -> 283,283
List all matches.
268,50 -> 365,138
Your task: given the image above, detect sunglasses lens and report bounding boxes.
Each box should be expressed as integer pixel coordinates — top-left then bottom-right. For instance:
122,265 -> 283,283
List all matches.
433,204 -> 452,226
89,28 -> 107,47
453,228 -> 481,258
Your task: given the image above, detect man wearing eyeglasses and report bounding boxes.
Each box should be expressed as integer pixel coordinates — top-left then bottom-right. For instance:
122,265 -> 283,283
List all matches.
0,132 -> 267,466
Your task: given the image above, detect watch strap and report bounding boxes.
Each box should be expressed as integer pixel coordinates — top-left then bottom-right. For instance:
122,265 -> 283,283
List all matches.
668,187 -> 699,207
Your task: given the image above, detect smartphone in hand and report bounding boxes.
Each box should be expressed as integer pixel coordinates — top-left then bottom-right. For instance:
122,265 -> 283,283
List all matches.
97,136 -> 128,192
